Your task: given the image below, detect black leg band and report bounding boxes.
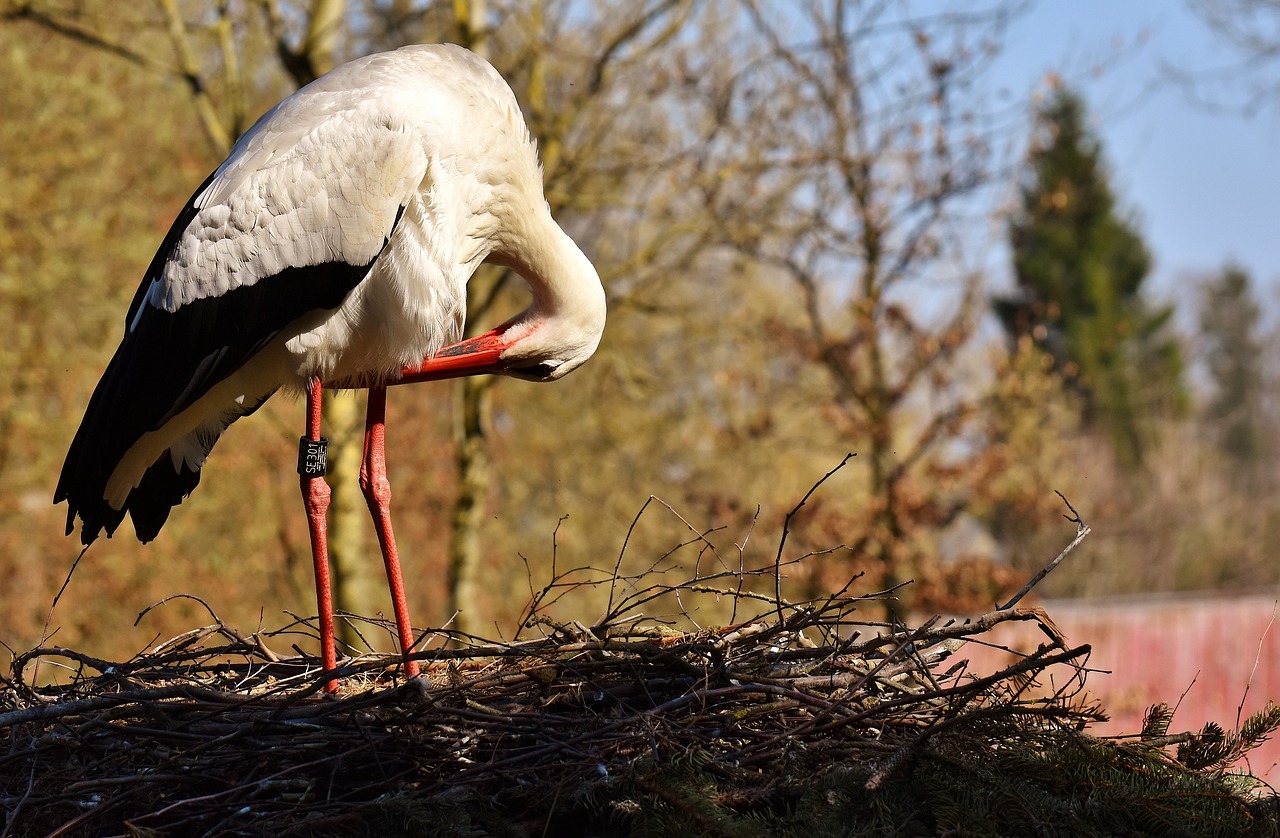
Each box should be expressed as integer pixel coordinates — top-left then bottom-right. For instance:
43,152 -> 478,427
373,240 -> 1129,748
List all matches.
298,436 -> 329,477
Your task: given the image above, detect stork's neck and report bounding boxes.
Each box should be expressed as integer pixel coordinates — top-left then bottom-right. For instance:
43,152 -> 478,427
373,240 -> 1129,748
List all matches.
491,211 -> 606,351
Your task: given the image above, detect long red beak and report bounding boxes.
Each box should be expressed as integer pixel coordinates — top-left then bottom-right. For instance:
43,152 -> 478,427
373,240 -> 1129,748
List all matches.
393,326 -> 515,385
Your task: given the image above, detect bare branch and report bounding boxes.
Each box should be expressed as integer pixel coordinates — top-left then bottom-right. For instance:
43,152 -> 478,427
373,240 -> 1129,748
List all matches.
156,0 -> 233,154
997,493 -> 1091,611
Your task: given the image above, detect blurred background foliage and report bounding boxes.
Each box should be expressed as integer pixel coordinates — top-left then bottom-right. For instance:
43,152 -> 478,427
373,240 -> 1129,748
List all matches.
1,0 -> 1277,662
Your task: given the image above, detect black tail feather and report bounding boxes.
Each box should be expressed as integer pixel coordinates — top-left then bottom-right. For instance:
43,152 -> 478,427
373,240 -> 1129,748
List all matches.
55,349 -> 139,546
128,458 -> 202,543
57,451 -> 202,546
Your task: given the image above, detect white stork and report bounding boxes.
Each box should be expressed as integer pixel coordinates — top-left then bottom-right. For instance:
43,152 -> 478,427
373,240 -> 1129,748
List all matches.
54,44 -> 606,686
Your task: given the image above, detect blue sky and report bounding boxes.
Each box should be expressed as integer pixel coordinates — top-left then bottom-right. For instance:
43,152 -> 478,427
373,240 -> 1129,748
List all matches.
989,1 -> 1280,305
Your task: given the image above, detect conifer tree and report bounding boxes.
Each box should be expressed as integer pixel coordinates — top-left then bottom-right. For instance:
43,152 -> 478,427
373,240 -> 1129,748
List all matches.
1199,264 -> 1265,467
997,88 -> 1183,464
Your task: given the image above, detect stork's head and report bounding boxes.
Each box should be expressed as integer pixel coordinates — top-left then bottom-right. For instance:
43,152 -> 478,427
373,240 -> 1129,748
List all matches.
400,221 -> 605,385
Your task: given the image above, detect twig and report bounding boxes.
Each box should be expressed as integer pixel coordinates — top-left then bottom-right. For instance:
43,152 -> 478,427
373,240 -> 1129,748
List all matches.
33,545 -> 89,689
1238,602 -> 1277,730
997,491 -> 1090,611
135,593 -> 223,627
774,454 -> 856,622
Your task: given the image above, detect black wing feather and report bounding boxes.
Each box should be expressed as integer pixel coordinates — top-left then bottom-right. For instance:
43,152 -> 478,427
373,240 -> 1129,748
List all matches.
56,177 -> 403,545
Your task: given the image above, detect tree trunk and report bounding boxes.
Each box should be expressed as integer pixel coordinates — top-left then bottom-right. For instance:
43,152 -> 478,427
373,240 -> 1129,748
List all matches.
442,0 -> 492,637
447,375 -> 494,635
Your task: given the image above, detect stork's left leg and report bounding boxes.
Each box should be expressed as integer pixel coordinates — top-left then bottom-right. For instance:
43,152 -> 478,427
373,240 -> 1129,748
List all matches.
361,386 -> 421,678
299,377 -> 338,692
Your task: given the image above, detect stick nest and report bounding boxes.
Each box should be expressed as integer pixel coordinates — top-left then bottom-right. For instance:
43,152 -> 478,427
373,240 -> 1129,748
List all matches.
4,577 -> 1279,838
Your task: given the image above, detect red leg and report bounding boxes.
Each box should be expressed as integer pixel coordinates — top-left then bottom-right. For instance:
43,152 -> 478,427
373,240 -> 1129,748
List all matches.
299,377 -> 338,692
360,386 -> 421,678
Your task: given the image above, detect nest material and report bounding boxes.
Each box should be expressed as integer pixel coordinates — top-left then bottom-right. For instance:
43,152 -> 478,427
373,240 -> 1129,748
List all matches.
3,582 -> 1278,838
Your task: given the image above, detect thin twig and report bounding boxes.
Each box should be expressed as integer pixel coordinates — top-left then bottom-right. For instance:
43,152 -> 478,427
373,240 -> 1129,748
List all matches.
1237,602 -> 1277,730
774,454 -> 856,622
997,491 -> 1090,611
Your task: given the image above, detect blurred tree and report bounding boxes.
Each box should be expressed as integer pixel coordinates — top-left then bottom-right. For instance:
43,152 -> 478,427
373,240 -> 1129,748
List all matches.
1198,264 -> 1266,469
0,22 -> 284,652
439,0 -> 491,637
996,88 -> 1184,466
676,0 -> 1048,616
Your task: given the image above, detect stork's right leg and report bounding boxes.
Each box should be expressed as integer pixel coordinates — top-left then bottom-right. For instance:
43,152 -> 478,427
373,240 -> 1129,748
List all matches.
299,377 -> 338,692
360,386 -> 421,678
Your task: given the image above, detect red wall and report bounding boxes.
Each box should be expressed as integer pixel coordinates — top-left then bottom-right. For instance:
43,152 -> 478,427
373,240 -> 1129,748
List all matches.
960,592 -> 1280,782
